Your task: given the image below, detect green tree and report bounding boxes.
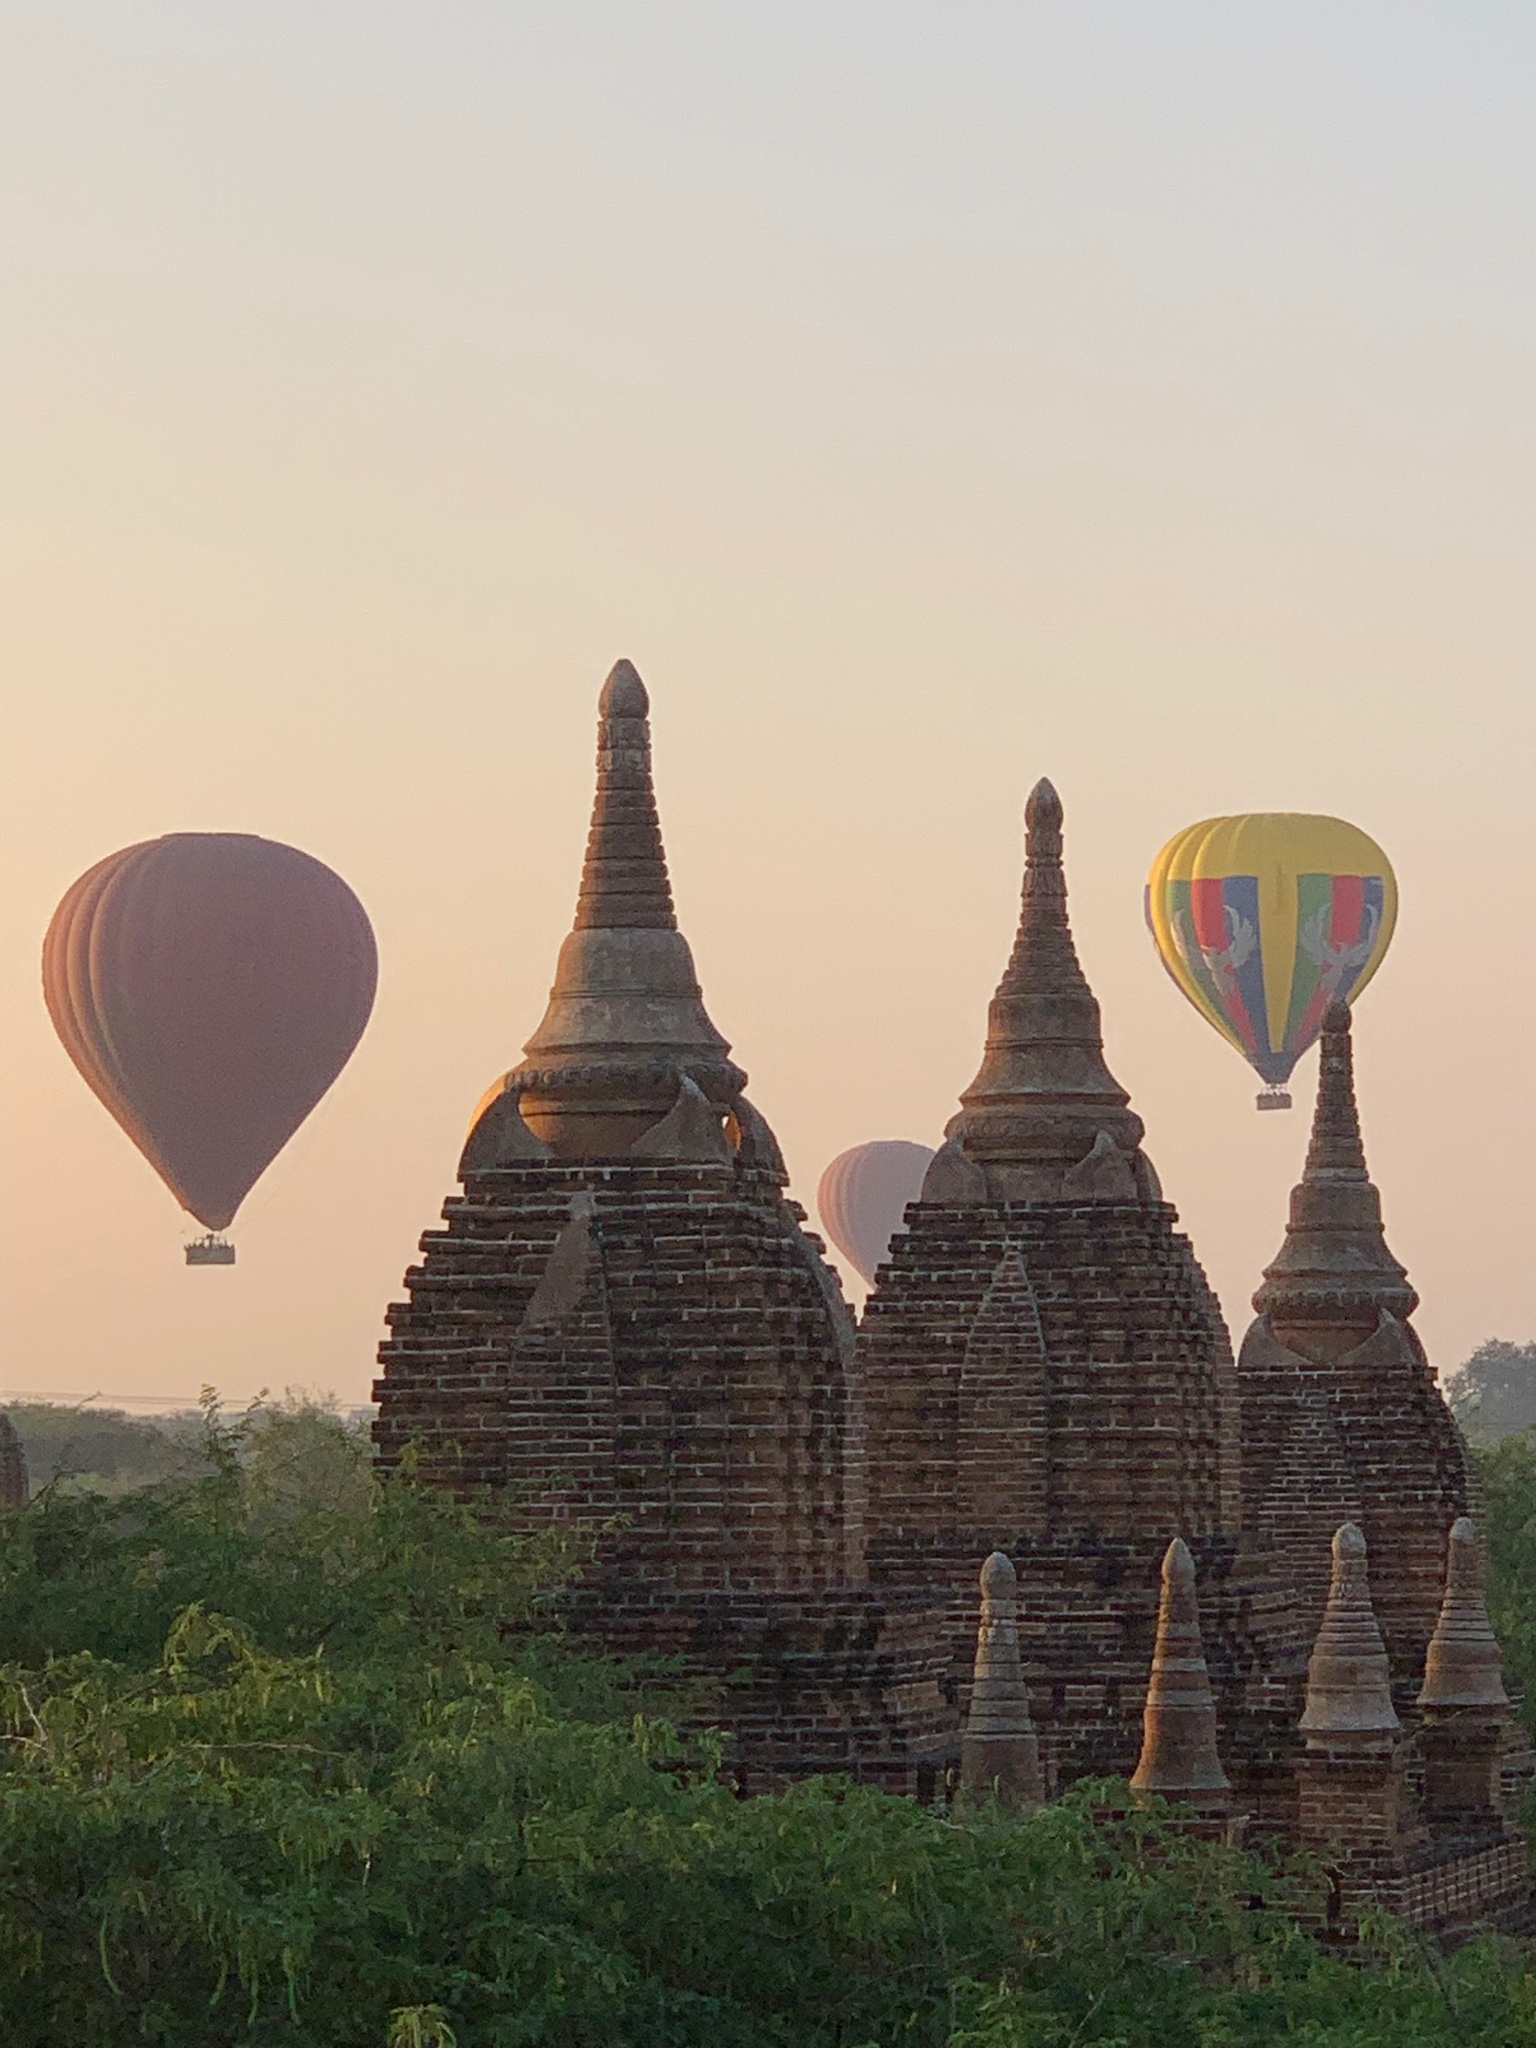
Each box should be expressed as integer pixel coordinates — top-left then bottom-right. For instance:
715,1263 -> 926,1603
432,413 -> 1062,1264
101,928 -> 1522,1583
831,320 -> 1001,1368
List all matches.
2,1404 -> 1535,2047
1450,1341 -> 1536,1445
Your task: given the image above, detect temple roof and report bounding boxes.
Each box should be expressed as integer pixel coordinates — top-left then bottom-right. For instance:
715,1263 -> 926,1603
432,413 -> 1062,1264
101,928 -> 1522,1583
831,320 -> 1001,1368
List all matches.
1252,1003 -> 1416,1346
498,662 -> 747,1160
932,778 -> 1150,1202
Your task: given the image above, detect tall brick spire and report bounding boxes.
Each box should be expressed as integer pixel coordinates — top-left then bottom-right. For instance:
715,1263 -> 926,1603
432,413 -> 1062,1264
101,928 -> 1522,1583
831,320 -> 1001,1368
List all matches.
933,778 -> 1149,1201
503,661 -> 746,1159
1253,1003 -> 1415,1360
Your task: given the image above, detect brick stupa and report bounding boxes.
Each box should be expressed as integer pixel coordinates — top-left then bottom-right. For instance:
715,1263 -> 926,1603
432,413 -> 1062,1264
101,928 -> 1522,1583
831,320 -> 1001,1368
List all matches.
1235,1002 -> 1473,1708
858,779 -> 1251,1783
375,662 -> 951,1786
376,710 -> 1531,1933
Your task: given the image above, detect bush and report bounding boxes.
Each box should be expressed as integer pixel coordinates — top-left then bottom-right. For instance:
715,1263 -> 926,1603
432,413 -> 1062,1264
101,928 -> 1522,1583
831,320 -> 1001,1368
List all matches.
1450,1343 -> 1536,1445
4,1400 -> 203,1496
2,1402 -> 1535,2046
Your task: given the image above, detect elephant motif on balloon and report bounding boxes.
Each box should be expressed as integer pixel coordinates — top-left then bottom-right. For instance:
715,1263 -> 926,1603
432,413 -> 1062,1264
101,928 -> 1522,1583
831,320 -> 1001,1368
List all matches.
1146,813 -> 1396,1108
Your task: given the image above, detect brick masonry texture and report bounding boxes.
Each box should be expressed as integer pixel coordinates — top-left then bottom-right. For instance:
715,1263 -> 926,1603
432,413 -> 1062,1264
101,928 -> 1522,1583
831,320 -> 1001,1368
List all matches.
374,670 -> 1525,1929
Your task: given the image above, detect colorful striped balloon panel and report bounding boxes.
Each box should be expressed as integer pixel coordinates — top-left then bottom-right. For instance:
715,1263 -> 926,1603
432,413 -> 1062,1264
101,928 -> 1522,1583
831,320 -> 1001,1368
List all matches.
1145,813 -> 1396,1093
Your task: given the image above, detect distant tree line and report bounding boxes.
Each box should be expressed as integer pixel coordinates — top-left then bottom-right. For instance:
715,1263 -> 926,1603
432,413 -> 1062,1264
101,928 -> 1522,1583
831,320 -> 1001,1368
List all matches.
9,1331 -> 1532,1502
1449,1341 -> 1536,1445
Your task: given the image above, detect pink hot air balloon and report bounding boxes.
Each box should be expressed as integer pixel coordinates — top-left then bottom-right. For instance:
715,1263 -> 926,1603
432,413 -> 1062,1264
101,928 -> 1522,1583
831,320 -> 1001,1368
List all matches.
43,833 -> 377,1261
816,1140 -> 935,1287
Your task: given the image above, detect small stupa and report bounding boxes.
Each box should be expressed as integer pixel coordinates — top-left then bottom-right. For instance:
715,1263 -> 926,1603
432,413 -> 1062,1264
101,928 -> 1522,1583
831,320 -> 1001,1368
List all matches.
1129,1537 -> 1231,1815
860,777 -> 1246,1783
1293,1523 -> 1414,1930
959,1551 -> 1042,1811
1419,1517 -> 1509,1716
1299,1524 -> 1402,1746
1417,1518 -> 1513,1831
1235,1004 -> 1472,1690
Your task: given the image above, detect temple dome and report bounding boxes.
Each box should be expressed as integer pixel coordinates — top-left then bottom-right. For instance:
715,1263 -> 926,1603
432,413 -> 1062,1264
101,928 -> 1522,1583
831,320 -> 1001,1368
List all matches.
500,660 -> 747,1159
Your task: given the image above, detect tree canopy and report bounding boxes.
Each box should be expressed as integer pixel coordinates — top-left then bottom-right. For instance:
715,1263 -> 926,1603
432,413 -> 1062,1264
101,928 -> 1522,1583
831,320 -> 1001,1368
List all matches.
2,1397 -> 1535,2046
1450,1341 -> 1536,1445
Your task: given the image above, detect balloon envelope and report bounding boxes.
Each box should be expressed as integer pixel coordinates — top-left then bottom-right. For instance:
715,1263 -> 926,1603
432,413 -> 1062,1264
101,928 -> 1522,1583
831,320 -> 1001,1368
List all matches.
43,833 -> 377,1230
1145,813 -> 1396,1090
817,1140 -> 935,1287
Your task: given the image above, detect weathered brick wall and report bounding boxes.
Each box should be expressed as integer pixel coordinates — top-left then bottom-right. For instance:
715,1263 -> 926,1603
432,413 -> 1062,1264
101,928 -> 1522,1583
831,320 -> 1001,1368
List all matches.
1236,1315 -> 1473,1711
857,1195 -> 1270,1783
377,1158 -> 862,1595
1399,1837 -> 1535,1942
860,1200 -> 1237,1552
375,1152 -> 957,1784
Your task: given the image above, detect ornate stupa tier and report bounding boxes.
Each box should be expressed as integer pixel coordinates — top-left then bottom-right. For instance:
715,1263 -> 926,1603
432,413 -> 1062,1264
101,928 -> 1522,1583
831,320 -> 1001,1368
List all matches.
1252,1003 -> 1416,1358
931,778 -> 1152,1203
509,661 -> 746,1159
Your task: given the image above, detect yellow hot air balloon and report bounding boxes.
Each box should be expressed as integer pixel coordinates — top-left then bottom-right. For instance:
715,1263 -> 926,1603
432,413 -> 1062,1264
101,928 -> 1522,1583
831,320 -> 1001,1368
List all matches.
1146,814 -> 1397,1108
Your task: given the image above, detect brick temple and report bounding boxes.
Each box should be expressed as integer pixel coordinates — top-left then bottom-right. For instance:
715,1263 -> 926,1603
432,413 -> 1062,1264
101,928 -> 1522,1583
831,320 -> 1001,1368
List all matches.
375,661 -> 951,1785
375,660 -> 1528,1937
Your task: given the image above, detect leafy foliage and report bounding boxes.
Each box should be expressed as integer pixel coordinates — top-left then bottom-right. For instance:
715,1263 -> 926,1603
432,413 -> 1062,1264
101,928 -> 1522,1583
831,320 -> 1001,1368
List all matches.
2,1400 -> 1536,2046
1477,1424 -> 1536,1739
1450,1342 -> 1536,1445
5,1399 -> 204,1496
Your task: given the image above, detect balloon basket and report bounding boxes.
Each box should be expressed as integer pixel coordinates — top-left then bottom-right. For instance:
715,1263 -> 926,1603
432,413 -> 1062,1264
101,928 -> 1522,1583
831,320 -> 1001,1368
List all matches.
1256,1086 -> 1292,1112
185,1234 -> 236,1267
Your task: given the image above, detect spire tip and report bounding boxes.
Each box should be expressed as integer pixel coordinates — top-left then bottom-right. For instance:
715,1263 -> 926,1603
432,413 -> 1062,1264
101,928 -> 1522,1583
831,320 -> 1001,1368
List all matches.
599,659 -> 648,719
1025,778 -> 1063,861
1163,1534 -> 1195,1583
980,1549 -> 1017,1597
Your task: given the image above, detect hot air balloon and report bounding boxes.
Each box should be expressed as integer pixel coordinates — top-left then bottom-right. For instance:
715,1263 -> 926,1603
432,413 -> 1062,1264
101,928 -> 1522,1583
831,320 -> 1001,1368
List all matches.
43,833 -> 377,1261
816,1140 -> 935,1287
1145,813 -> 1396,1109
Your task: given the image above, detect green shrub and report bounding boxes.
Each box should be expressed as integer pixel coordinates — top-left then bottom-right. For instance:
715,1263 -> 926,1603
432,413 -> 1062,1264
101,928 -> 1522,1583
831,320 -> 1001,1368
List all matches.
2,1404 -> 1535,2046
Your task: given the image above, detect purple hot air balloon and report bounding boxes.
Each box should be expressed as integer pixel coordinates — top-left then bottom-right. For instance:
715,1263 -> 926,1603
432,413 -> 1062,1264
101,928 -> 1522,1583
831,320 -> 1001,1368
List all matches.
43,833 -> 377,1260
816,1139 -> 935,1288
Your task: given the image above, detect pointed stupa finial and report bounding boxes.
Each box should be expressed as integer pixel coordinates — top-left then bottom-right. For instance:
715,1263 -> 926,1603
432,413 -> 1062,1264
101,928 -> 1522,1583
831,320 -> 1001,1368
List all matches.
1251,1003 -> 1416,1359
500,663 -> 749,1160
597,656 -> 648,719
574,659 -> 674,932
1418,1517 -> 1510,1714
1299,1523 -> 1402,1744
1305,1002 -> 1368,1175
1024,775 -> 1064,862
959,1551 -> 1042,1810
1129,1537 -> 1230,1809
937,779 -> 1149,1202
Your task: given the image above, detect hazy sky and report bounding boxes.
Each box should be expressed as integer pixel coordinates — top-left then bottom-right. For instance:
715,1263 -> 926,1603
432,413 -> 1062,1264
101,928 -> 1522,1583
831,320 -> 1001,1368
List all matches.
5,2 -> 1536,1409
